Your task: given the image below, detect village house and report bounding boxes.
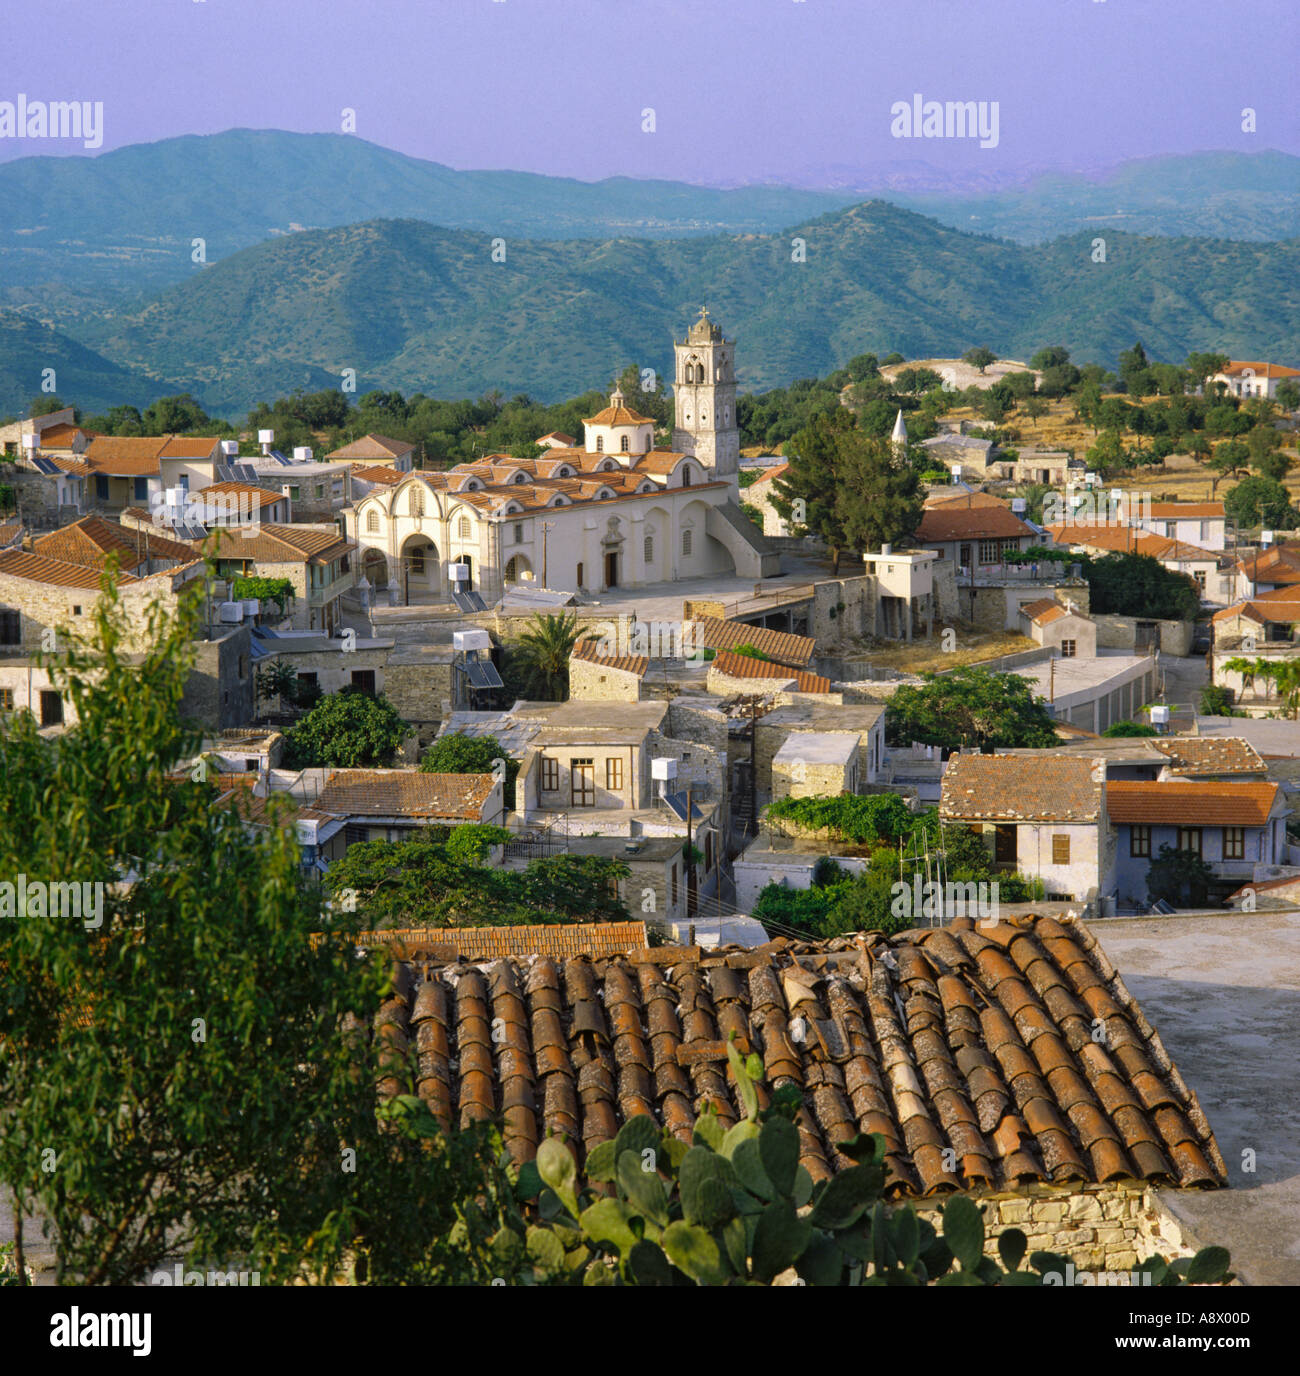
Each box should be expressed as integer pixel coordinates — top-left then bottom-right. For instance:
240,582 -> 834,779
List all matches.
740,462 -> 793,537
1017,596 -> 1096,658
312,768 -> 503,846
1233,540 -> 1300,601
346,312 -> 775,604
193,524 -> 357,633
1044,522 -> 1228,604
1207,359 -> 1300,403
79,434 -> 225,512
0,547 -> 251,730
751,701 -> 886,807
1131,501 -> 1227,553
324,433 -> 416,471
912,490 -> 1038,573
567,638 -> 649,703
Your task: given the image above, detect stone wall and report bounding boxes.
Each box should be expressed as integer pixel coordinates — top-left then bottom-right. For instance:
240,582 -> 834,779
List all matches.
569,655 -> 644,702
1094,613 -> 1194,657
183,625 -> 254,732
909,1182 -> 1200,1275
382,648 -> 457,729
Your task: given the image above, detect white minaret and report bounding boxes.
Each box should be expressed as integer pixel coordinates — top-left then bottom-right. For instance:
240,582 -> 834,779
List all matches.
672,307 -> 739,483
891,408 -> 908,451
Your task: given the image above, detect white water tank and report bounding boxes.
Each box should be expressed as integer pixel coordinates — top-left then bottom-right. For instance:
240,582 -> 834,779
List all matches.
1011,497 -> 1027,514
241,598 -> 260,619
218,602 -> 245,624
1149,705 -> 1170,726
1261,530 -> 1274,547
454,629 -> 491,653
293,446 -> 313,462
258,429 -> 275,446
651,758 -> 678,784
221,439 -> 239,456
450,562 -> 469,584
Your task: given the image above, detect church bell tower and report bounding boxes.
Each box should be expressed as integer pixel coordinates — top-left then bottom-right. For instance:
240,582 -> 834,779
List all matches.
672,307 -> 739,483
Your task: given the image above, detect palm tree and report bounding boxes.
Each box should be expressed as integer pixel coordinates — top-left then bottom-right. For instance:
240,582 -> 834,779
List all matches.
509,611 -> 582,701
1272,660 -> 1300,719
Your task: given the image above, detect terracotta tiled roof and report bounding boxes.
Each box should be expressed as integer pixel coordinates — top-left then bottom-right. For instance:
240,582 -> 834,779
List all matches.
1145,503 -> 1225,519
197,481 -> 286,508
1236,544 -> 1300,584
537,431 -> 576,444
350,921 -> 648,962
571,638 -> 649,677
1105,779 -> 1281,826
690,615 -> 816,669
1046,524 -> 1215,562
915,494 -> 1035,543
0,548 -> 139,589
747,462 -> 789,487
941,754 -> 1104,822
1149,737 -> 1267,776
316,770 -> 495,820
1219,361 -> 1300,379
1018,597 -> 1072,625
196,524 -> 354,564
711,647 -> 831,693
32,516 -> 196,570
83,435 -> 167,476
631,450 -> 692,475
350,464 -> 402,485
367,914 -> 1226,1190
33,422 -> 85,447
583,403 -> 655,427
158,436 -> 221,459
326,433 -> 415,461
1212,587 -> 1300,625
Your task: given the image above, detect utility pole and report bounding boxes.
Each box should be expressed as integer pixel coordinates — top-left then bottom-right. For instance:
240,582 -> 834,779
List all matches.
540,520 -> 554,590
684,780 -> 695,919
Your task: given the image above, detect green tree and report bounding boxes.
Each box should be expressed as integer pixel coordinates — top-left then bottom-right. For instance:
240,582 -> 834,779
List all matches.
1101,721 -> 1159,737
1085,552 -> 1200,620
832,431 -> 922,568
0,577 -> 508,1286
962,346 -> 997,374
1029,346 -> 1071,371
283,688 -> 408,767
141,393 -> 212,435
1184,352 -> 1229,392
885,667 -> 1059,749
1276,379 -> 1300,412
255,659 -> 298,708
772,409 -> 857,569
506,611 -> 582,701
1224,476 -> 1300,531
421,731 -> 518,808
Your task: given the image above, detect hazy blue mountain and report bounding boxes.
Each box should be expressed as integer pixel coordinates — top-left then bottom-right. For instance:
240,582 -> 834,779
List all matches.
2,131 -> 1297,318
73,202 -> 1300,416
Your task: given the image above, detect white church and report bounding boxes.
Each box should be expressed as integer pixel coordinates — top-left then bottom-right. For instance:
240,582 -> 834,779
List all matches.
348,309 -> 779,604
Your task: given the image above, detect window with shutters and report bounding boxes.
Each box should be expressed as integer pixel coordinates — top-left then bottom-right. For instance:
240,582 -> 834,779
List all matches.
1177,827 -> 1202,856
979,539 -> 1001,565
0,688 -> 14,712
1130,824 -> 1151,858
606,757 -> 623,791
541,757 -> 559,791
1051,834 -> 1070,865
1223,826 -> 1245,860
1061,639 -> 1077,658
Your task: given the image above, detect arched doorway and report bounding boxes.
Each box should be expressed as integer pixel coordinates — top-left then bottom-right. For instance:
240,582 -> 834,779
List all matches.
503,554 -> 533,584
361,549 -> 388,588
400,534 -> 439,603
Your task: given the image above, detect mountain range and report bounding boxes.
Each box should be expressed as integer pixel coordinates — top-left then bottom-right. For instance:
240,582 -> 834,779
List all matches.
54,202 -> 1300,416
0,131 -> 1298,418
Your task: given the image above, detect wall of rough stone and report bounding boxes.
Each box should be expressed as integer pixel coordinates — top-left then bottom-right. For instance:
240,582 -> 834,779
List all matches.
909,1182 -> 1199,1275
1094,613 -> 1193,658
569,656 -> 643,702
183,625 -> 254,731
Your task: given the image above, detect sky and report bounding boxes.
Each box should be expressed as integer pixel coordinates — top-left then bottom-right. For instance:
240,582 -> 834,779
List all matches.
1,0 -> 1296,185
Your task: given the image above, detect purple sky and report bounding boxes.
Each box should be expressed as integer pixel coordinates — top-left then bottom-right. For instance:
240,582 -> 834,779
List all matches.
3,0 -> 1296,182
